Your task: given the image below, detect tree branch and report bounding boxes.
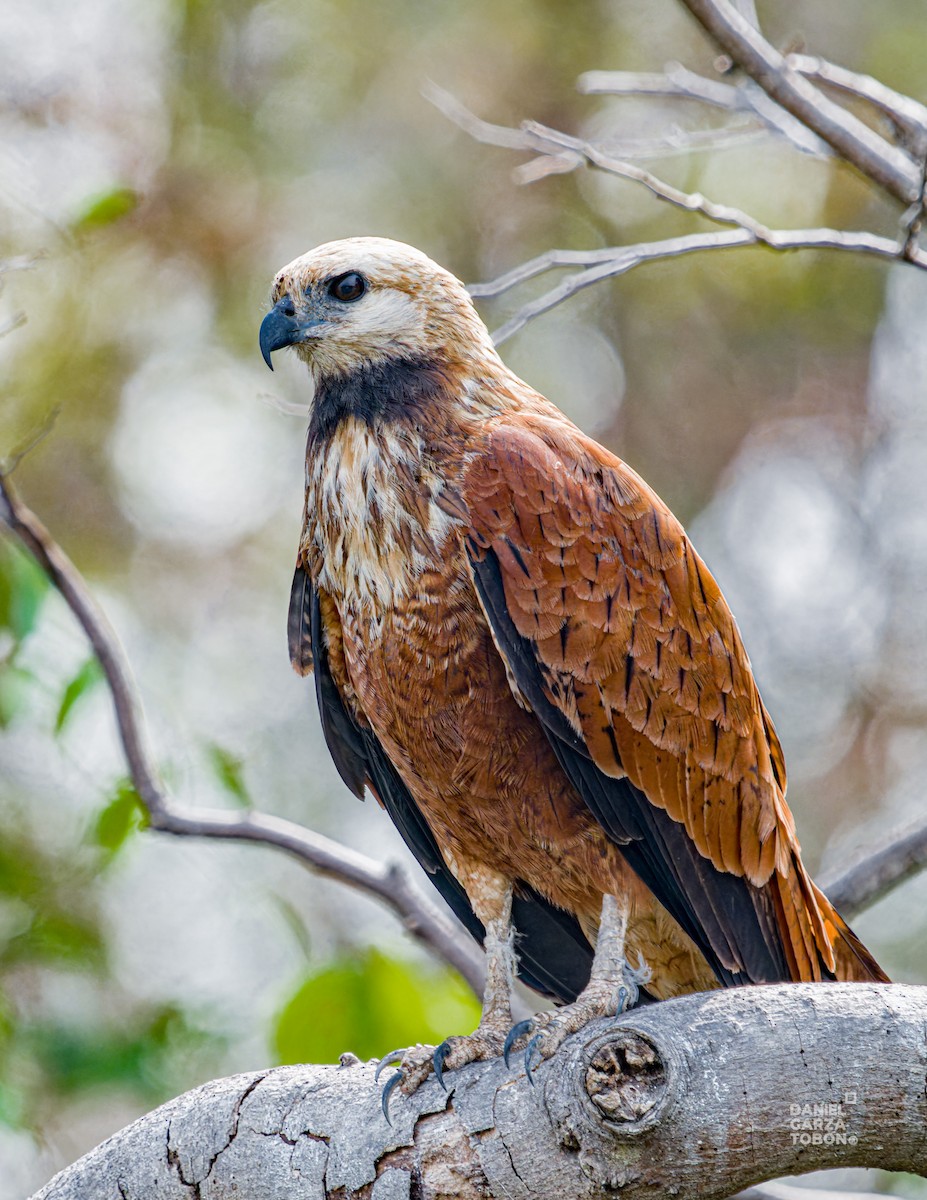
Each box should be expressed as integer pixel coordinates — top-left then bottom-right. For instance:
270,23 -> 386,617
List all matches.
29,984 -> 927,1199
472,226 -> 923,346
0,471 -> 487,999
676,0 -> 922,204
428,83 -> 927,343
577,64 -> 830,159
786,54 -> 927,156
820,814 -> 927,921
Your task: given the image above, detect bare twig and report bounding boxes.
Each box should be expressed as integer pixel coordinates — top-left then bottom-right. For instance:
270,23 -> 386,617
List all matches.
578,64 -> 829,158
427,78 -> 819,178
519,118 -> 820,231
578,65 -> 743,108
902,149 -> 927,261
0,472 -> 487,998
0,252 -> 42,283
463,127 -> 927,342
445,105 -> 927,342
1,404 -> 60,474
422,80 -> 540,154
677,0 -> 922,204
515,125 -> 768,180
477,225 -> 924,345
787,53 -> 927,156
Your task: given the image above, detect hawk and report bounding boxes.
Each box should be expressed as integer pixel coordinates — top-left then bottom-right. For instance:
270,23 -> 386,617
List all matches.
259,236 -> 887,1094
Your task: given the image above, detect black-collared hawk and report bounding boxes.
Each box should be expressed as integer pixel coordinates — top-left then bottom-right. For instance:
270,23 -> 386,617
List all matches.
259,236 -> 886,1092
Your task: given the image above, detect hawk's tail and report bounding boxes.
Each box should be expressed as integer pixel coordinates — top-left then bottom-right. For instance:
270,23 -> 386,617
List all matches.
772,854 -> 889,983
814,882 -> 890,983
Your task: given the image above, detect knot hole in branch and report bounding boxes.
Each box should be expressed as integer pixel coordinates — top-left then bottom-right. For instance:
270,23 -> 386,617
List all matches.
584,1030 -> 667,1127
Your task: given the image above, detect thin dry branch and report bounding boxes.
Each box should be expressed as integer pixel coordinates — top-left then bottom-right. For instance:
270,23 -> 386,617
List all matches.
422,79 -> 540,154
433,93 -> 927,342
821,814 -> 927,921
522,117 -> 925,274
677,0 -> 922,204
471,223 -> 924,347
516,125 -> 765,179
787,54 -> 927,156
0,471 -> 487,998
578,64 -> 743,108
577,64 -> 829,158
582,51 -> 927,167
425,80 -> 811,180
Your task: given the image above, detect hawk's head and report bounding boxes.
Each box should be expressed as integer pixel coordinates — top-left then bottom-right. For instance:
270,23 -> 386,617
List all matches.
260,237 -> 498,380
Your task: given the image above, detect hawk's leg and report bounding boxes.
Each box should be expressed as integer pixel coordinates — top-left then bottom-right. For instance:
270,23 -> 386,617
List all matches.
505,892 -> 651,1075
383,868 -> 515,1097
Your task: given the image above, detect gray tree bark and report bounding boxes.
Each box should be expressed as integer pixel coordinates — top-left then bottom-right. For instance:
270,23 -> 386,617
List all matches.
31,984 -> 927,1200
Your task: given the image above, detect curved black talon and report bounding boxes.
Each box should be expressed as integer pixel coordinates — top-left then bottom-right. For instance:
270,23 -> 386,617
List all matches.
375,1050 -> 404,1083
503,1019 -> 534,1069
433,1040 -> 452,1090
524,1032 -> 545,1084
380,1070 -> 404,1124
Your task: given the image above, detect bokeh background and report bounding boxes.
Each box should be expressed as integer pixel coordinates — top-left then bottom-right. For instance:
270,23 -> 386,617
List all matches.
2,0 -> 927,1194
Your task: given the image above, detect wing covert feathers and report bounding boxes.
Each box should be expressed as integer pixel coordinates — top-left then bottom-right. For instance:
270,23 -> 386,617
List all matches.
464,416 -> 886,985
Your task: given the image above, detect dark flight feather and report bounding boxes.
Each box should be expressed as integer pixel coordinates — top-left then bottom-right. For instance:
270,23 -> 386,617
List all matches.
469,545 -> 790,985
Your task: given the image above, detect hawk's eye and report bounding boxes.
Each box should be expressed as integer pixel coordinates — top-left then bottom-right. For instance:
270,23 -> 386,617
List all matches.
327,272 -> 367,303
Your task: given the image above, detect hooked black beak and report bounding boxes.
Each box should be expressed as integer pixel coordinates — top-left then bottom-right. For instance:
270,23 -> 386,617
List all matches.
259,298 -> 324,370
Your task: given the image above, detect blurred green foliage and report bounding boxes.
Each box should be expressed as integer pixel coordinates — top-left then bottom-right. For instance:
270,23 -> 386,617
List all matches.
206,743 -> 253,808
0,546 -> 218,1133
0,542 -> 47,726
0,796 -> 222,1140
71,188 -> 140,235
54,657 -> 104,735
93,780 -> 147,857
274,949 -> 481,1065
13,1004 -> 222,1103
0,542 -> 47,648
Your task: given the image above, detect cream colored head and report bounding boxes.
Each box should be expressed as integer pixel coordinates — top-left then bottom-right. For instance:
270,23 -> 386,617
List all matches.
260,236 -> 498,378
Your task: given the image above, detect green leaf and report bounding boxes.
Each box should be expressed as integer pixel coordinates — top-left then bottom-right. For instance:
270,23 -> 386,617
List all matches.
71,187 -> 139,232
273,949 -> 480,1066
8,911 -> 106,970
24,1003 -> 224,1100
54,656 -> 104,734
0,540 -> 49,643
0,664 -> 33,728
0,842 -> 41,898
271,895 -> 313,965
206,743 -> 251,808
0,1081 -> 25,1129
93,781 -> 146,855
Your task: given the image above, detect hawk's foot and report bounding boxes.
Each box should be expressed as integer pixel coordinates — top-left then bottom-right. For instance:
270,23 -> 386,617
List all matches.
503,954 -> 651,1080
376,1019 -> 511,1118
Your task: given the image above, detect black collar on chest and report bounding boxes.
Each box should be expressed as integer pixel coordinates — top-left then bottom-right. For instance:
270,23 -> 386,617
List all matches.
309,355 -> 450,445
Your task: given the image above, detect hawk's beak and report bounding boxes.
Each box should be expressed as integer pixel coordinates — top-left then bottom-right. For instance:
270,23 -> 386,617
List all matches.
259,298 -> 324,370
